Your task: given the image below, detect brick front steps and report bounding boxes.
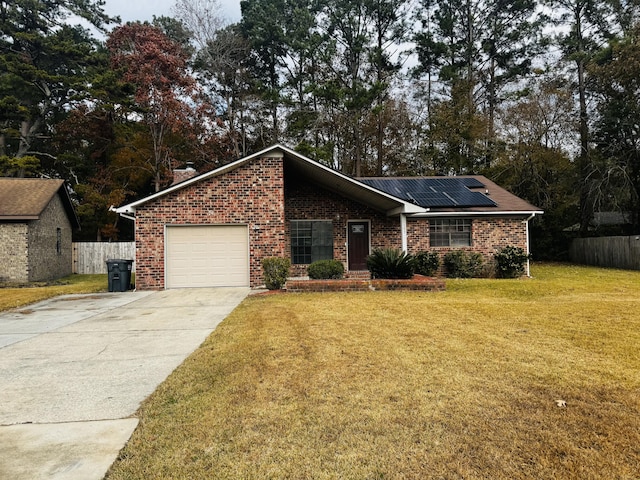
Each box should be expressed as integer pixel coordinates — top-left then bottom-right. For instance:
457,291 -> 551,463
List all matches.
285,276 -> 445,293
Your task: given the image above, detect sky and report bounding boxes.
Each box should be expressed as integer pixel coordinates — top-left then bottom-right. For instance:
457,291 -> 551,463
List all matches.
102,0 -> 242,25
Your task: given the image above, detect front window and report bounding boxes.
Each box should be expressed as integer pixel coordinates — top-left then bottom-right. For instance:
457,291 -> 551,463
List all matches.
291,220 -> 333,264
430,218 -> 472,247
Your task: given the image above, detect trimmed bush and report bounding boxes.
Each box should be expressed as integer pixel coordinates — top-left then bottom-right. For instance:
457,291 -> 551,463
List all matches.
262,257 -> 291,290
413,251 -> 440,276
443,250 -> 484,278
494,246 -> 530,278
366,248 -> 415,279
308,259 -> 345,279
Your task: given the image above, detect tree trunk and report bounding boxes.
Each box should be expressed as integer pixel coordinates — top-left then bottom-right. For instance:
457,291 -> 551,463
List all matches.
575,5 -> 592,235
354,112 -> 362,177
487,55 -> 496,169
17,119 -> 39,158
376,110 -> 384,176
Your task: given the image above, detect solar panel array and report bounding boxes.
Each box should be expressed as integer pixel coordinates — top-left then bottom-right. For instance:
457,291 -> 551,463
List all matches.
360,177 -> 497,208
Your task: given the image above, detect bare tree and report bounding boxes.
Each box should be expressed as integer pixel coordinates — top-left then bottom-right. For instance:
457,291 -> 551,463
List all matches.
172,0 -> 228,49
172,0 -> 258,158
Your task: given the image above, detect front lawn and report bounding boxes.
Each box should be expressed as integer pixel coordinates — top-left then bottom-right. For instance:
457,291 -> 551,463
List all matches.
106,264 -> 640,479
0,274 -> 108,312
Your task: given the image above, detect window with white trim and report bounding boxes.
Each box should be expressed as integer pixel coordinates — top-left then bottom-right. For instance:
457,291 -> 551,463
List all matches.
430,218 -> 472,247
291,220 -> 333,264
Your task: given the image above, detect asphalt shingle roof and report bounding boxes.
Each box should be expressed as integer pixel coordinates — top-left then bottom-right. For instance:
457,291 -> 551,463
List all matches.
358,175 -> 541,213
0,178 -> 80,227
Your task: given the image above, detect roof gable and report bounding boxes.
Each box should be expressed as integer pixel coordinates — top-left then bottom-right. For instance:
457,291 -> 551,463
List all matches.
0,178 -> 80,228
115,145 -> 424,216
114,145 -> 541,217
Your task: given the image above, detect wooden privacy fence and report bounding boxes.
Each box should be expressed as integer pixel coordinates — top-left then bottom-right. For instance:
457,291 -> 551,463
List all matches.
569,236 -> 640,270
73,242 -> 135,274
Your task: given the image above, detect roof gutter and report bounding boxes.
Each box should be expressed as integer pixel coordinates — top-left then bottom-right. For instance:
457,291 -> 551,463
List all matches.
409,210 -> 544,218
110,205 -> 136,221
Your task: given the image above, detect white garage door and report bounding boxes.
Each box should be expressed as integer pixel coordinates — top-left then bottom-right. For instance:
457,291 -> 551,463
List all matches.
165,225 -> 249,288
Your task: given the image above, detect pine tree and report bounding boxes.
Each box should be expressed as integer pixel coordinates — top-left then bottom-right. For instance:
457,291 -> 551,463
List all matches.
0,0 -> 116,169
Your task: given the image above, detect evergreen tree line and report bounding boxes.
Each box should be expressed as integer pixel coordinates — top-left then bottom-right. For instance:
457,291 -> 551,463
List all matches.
1,0 -> 639,256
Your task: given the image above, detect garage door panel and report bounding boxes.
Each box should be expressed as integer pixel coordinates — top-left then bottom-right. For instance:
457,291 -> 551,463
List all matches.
166,226 -> 249,288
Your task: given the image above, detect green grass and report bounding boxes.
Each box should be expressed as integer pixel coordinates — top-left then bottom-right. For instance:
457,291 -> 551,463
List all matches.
106,263 -> 640,479
0,274 -> 108,312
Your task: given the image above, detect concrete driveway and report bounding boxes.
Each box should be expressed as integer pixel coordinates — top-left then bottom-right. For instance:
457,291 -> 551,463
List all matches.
0,287 -> 249,480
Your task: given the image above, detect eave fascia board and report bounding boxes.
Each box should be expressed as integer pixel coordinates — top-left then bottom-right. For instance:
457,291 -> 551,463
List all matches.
386,205 -> 428,216
409,210 -> 544,218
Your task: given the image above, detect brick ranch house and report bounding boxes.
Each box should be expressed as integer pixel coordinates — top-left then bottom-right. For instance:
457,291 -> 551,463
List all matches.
114,144 -> 543,289
0,178 -> 80,283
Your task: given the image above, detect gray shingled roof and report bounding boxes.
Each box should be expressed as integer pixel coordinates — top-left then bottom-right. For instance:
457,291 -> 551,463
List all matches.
0,178 -> 80,228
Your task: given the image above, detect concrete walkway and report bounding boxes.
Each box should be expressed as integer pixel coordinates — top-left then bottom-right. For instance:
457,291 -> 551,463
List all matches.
0,287 -> 249,480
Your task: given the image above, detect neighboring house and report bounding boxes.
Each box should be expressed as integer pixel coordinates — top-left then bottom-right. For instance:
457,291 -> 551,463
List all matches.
564,212 -> 633,233
0,178 -> 80,283
115,145 -> 542,289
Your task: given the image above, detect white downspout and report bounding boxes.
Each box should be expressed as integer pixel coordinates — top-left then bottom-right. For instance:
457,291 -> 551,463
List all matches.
400,214 -> 408,253
524,213 -> 536,276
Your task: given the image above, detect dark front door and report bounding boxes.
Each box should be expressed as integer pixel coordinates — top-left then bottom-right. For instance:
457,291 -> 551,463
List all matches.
348,221 -> 370,270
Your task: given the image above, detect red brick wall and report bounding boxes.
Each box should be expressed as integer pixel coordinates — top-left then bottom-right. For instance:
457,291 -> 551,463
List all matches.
284,175 -> 400,277
407,216 -> 529,273
134,156 -> 285,289
133,153 -> 530,288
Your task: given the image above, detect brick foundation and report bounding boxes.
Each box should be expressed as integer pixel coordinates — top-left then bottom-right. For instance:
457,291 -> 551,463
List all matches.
285,276 -> 446,292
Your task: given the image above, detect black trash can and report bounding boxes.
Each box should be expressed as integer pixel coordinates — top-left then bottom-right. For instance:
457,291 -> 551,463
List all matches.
106,259 -> 134,292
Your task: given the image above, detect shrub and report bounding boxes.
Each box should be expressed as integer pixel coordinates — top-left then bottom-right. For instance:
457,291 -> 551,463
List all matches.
308,259 -> 345,279
262,257 -> 291,290
443,250 -> 484,278
366,248 -> 414,279
494,246 -> 530,278
413,251 -> 440,276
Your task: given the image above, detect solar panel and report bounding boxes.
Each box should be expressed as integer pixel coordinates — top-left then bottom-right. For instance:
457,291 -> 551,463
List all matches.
459,177 -> 486,188
409,193 -> 457,207
360,177 -> 497,208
